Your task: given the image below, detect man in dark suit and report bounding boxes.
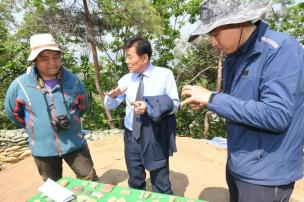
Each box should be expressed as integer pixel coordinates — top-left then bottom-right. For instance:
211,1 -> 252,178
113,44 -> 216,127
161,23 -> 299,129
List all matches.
104,36 -> 180,194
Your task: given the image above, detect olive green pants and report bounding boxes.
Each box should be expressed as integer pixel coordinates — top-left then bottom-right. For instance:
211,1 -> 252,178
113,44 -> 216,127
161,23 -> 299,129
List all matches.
33,144 -> 98,182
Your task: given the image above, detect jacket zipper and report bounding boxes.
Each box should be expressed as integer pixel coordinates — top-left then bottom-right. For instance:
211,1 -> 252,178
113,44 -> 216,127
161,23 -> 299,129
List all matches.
49,92 -> 62,156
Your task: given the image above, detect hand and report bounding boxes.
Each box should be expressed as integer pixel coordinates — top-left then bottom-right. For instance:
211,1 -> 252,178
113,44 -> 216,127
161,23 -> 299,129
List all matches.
181,85 -> 212,110
105,86 -> 128,98
131,101 -> 147,115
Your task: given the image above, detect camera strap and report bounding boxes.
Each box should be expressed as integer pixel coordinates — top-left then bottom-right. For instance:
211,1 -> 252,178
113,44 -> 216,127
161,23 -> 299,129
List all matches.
58,80 -> 71,117
42,90 -> 59,132
39,68 -> 70,132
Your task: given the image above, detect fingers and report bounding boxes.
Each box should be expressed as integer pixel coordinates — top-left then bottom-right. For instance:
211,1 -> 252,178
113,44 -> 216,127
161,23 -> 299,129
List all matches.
189,103 -> 203,110
181,89 -> 192,97
180,98 -> 191,107
106,86 -> 128,98
105,89 -> 117,97
181,85 -> 198,97
182,85 -> 192,91
181,97 -> 204,110
133,101 -> 147,114
130,102 -> 139,107
119,86 -> 128,93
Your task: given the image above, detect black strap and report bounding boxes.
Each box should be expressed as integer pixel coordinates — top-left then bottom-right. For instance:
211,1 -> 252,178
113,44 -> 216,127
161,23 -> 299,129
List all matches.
41,68 -> 70,132
42,90 -> 58,132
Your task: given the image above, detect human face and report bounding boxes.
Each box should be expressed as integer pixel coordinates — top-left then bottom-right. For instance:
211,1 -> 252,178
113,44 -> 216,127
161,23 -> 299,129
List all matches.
208,24 -> 243,54
125,46 -> 149,73
34,50 -> 61,80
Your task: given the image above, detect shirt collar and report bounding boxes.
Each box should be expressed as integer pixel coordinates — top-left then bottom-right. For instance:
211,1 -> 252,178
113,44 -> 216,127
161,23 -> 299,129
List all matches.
133,63 -> 153,78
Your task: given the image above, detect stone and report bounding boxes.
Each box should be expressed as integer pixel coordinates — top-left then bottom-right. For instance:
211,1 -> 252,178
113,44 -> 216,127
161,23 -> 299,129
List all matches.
2,157 -> 18,163
58,179 -> 69,187
91,192 -> 104,199
107,196 -> 117,202
19,150 -> 32,159
100,184 -> 114,193
120,189 -> 131,195
89,182 -> 98,189
4,146 -> 22,152
77,195 -> 91,202
71,186 -> 84,195
144,191 -> 151,199
8,151 -> 23,157
116,197 -> 126,202
81,181 -> 89,186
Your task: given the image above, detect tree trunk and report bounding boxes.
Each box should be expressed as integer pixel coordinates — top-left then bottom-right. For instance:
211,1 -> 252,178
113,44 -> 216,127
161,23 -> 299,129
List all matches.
203,52 -> 223,139
82,0 -> 115,129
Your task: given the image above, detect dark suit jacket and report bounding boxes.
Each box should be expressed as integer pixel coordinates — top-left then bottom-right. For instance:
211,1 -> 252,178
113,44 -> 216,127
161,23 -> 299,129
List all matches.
140,94 -> 177,171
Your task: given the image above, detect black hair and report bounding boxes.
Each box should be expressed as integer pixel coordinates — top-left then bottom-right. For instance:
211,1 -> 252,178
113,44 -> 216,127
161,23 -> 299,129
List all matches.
124,36 -> 152,59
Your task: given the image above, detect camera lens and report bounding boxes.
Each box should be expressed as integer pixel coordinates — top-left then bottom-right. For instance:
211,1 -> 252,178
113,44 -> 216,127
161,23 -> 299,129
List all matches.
56,115 -> 70,130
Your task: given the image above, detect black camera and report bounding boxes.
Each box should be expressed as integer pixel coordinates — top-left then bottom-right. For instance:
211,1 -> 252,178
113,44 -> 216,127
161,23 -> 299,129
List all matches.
52,115 -> 70,131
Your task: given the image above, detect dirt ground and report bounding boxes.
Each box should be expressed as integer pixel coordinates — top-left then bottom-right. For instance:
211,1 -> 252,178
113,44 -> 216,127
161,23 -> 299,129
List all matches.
0,135 -> 303,202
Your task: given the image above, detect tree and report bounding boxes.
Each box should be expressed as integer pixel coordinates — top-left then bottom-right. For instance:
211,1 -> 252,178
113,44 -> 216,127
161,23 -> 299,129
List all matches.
8,0 -> 166,129
267,2 -> 304,45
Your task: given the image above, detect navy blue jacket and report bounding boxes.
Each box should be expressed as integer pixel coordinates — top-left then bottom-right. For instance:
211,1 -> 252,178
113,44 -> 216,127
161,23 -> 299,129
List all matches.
140,94 -> 177,171
208,21 -> 304,185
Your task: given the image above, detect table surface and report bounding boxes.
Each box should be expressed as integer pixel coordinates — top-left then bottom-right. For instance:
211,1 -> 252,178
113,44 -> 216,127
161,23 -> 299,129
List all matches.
28,177 -> 207,202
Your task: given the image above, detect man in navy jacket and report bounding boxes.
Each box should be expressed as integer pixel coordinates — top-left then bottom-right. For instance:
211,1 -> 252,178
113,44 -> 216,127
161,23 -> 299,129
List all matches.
104,36 -> 179,194
182,0 -> 304,201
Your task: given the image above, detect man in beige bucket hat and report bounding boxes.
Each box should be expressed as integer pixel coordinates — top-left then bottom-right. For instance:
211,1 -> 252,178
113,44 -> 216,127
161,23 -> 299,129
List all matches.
27,33 -> 61,61
5,33 -> 98,182
181,0 -> 304,201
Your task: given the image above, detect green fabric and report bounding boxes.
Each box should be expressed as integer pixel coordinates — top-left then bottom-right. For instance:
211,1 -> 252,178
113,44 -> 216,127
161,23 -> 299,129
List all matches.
28,176 -> 207,202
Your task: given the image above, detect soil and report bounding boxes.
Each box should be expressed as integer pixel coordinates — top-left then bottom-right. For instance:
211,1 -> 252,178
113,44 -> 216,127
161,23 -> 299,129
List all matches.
0,135 -> 303,202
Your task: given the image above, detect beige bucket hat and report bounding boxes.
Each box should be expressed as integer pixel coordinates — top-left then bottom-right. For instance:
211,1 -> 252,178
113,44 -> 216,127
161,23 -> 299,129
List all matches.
27,33 -> 61,61
188,0 -> 272,42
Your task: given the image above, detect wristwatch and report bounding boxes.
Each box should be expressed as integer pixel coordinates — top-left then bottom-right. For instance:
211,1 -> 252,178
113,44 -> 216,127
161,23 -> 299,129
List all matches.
208,91 -> 218,103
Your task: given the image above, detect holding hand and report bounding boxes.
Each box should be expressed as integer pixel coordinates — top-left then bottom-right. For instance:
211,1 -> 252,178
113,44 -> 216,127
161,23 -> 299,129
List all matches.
131,101 -> 147,115
105,86 -> 128,98
181,85 -> 212,110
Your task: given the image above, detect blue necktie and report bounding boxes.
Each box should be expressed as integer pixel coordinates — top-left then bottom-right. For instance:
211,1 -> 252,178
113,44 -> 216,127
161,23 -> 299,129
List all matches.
132,74 -> 144,139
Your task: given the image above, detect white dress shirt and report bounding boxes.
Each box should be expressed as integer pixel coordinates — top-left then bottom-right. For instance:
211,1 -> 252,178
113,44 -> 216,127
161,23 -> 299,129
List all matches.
104,64 -> 180,131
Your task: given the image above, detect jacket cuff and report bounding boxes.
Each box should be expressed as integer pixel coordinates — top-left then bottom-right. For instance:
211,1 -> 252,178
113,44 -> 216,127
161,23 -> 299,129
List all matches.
208,91 -> 218,104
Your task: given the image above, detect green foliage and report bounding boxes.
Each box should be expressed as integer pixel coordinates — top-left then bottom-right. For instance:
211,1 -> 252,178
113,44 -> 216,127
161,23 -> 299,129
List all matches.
1,0 -> 302,140
185,0 -> 201,23
173,39 -> 226,138
0,0 -> 17,26
149,0 -> 189,67
0,35 -> 29,129
267,2 -> 304,45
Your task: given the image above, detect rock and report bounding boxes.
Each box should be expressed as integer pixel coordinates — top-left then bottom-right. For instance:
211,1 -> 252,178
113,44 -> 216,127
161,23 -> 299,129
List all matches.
0,129 -> 123,172
120,189 -> 131,195
71,186 -> 84,195
91,192 -> 104,199
17,141 -> 29,146
19,150 -> 32,159
8,151 -> 24,157
58,179 -> 69,187
89,182 -> 98,189
107,196 -> 117,202
5,130 -> 18,138
100,184 -> 114,193
4,146 -> 22,152
2,157 -> 19,163
3,150 -> 16,156
85,189 -> 92,195
116,197 -> 126,202
77,195 -> 91,202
